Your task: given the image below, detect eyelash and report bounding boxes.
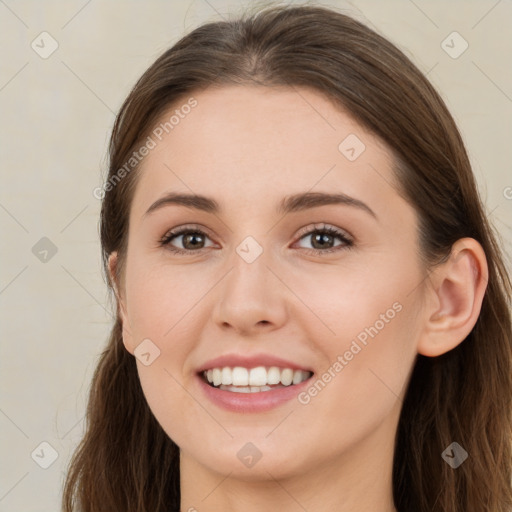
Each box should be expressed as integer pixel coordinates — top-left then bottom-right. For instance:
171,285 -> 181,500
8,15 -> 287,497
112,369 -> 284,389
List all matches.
159,223 -> 354,257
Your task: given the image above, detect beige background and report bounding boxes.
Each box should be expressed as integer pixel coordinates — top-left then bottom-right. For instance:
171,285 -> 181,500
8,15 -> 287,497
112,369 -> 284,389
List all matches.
0,0 -> 511,510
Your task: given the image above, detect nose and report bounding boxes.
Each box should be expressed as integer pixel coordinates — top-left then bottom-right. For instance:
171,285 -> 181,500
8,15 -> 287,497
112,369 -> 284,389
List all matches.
211,248 -> 289,337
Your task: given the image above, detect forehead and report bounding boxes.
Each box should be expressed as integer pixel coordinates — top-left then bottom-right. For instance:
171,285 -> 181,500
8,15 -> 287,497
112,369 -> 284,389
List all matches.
130,85 -> 401,220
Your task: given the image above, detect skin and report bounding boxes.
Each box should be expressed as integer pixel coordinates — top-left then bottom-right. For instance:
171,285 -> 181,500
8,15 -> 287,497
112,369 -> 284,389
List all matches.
109,85 -> 488,512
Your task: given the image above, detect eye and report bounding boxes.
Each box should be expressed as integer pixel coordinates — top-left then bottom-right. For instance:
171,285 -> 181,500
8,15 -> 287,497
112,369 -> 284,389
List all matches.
159,223 -> 354,256
159,225 -> 215,254
293,223 -> 353,255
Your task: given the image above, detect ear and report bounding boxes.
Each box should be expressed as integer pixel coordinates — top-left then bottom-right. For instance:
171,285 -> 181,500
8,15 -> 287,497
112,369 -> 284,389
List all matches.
108,252 -> 135,355
417,238 -> 488,357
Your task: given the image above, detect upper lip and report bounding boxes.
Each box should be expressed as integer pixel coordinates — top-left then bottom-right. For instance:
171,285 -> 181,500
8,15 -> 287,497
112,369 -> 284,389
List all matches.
197,353 -> 314,373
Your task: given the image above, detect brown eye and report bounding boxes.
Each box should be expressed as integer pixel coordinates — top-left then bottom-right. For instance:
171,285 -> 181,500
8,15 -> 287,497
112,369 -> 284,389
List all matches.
180,232 -> 206,250
160,227 -> 214,254
160,224 -> 353,256
295,225 -> 353,255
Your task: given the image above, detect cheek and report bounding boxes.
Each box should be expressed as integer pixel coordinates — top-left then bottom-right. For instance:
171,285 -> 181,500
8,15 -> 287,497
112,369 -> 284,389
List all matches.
122,257 -> 208,425
296,307 -> 418,453
124,256 -> 208,340
290,251 -> 419,343
125,260 -> 208,440
297,255 -> 421,414
122,245 -> 422,472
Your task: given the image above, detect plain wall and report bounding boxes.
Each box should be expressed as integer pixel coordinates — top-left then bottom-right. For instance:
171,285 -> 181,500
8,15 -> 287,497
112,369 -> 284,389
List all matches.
0,0 -> 511,510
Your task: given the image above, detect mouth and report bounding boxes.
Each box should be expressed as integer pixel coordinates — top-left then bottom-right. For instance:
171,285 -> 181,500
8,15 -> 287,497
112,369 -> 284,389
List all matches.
200,366 -> 314,393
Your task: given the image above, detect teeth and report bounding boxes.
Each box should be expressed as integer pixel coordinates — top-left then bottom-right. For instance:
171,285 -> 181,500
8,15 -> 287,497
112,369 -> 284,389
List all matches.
212,368 -> 222,386
249,367 -> 267,386
267,366 -> 281,385
232,367 -> 249,386
281,368 -> 293,386
221,367 -> 232,385
219,385 -> 273,393
292,369 -> 304,385
203,366 -> 312,389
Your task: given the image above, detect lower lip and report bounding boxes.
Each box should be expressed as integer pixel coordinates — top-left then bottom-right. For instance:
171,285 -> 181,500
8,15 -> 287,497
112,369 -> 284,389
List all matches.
196,374 -> 314,413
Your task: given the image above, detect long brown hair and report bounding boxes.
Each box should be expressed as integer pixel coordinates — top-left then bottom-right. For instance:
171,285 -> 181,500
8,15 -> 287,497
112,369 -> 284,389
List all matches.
62,3 -> 512,511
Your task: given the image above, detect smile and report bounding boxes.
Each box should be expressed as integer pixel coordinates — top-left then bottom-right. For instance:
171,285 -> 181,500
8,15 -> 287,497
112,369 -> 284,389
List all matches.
203,366 -> 313,393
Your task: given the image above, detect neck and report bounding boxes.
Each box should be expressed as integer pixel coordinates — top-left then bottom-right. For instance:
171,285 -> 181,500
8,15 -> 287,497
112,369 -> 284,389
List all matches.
180,420 -> 398,512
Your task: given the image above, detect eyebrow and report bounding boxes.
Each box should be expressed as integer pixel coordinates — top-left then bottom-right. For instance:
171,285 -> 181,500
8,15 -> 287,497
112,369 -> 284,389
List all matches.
143,191 -> 377,219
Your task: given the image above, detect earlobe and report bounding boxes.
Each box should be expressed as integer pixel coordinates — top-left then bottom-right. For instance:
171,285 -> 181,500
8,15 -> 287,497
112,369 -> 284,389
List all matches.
417,238 -> 488,357
108,252 -> 135,356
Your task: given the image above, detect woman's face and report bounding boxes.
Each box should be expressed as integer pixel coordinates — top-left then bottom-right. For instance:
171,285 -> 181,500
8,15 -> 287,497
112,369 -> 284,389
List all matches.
114,85 -> 428,480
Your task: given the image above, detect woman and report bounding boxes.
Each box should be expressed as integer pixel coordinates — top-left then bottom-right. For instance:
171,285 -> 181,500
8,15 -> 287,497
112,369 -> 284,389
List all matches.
62,4 -> 512,511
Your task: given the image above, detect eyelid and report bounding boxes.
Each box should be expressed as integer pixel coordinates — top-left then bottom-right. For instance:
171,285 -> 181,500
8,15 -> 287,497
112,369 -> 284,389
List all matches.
161,222 -> 352,241
294,222 -> 353,242
160,223 -> 217,246
160,222 -> 354,255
